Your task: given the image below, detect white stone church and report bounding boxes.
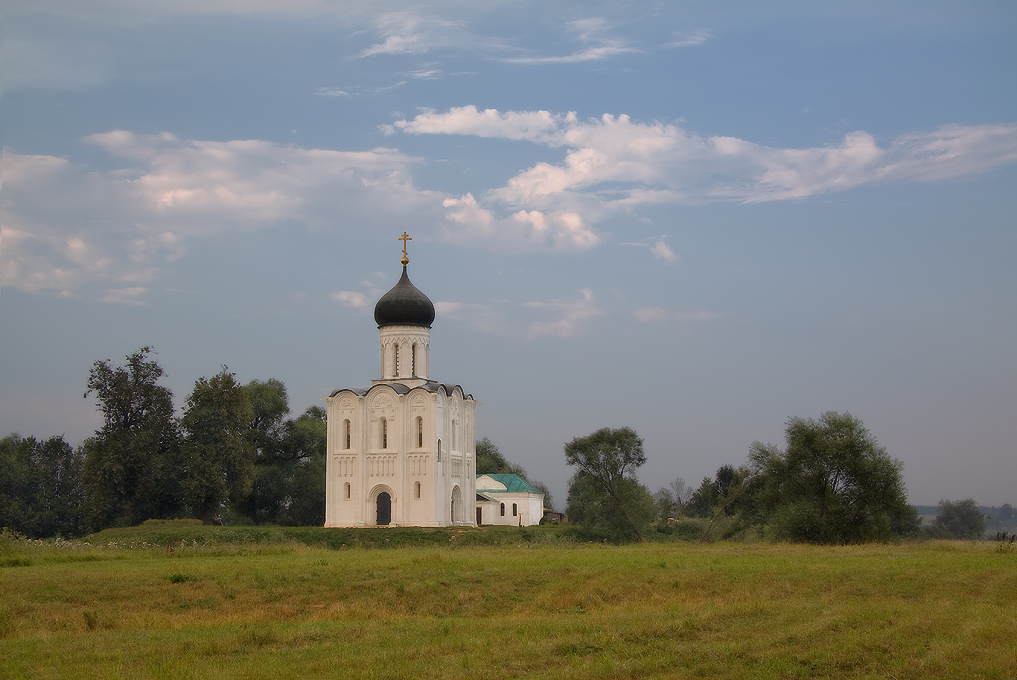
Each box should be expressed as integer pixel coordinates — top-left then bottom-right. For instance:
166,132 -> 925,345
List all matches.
324,236 -> 479,527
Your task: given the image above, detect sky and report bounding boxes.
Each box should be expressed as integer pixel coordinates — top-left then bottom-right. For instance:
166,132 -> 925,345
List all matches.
4,0 -> 1016,509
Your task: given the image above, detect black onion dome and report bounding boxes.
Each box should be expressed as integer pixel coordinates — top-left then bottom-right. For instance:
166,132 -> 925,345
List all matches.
374,266 -> 435,327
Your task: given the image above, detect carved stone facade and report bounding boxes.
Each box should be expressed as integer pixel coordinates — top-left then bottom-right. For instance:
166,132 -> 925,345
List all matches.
324,255 -> 477,527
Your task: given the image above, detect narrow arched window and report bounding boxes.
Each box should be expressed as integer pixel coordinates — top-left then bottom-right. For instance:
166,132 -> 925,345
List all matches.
416,417 -> 423,448
437,439 -> 442,462
500,503 -> 505,517
381,418 -> 388,449
415,481 -> 421,499
394,343 -> 399,376
343,419 -> 351,450
411,344 -> 417,376
512,503 -> 518,517
344,482 -> 351,500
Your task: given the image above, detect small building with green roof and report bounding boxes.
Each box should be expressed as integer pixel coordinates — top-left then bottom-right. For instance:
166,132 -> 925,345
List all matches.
475,473 -> 545,526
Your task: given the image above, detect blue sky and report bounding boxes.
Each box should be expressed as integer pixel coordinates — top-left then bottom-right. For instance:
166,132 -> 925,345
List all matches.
4,0 -> 1016,508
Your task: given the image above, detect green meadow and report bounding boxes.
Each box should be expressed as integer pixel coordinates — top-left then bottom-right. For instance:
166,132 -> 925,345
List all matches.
2,525 -> 1015,679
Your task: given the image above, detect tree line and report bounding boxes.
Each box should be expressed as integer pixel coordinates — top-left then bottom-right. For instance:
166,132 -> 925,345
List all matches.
1,347 -> 326,537
563,412 -> 1000,544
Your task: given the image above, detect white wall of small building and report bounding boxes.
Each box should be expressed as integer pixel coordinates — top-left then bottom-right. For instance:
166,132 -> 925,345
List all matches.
477,492 -> 544,527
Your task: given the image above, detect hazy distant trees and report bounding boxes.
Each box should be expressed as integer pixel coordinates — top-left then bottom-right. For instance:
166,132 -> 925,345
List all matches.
749,411 -> 914,544
565,427 -> 656,542
935,499 -> 985,539
653,477 -> 693,522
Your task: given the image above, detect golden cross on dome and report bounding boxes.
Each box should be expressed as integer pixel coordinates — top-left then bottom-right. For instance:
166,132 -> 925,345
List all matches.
399,231 -> 411,265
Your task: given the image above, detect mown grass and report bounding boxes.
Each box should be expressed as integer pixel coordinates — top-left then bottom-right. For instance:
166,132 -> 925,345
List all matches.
1,527 -> 1015,679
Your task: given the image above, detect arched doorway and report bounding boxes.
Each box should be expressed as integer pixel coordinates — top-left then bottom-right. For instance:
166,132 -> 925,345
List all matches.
450,486 -> 463,525
377,492 -> 392,526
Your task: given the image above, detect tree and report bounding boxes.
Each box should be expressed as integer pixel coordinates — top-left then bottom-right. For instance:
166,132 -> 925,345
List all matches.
178,368 -> 255,523
476,437 -> 555,511
81,347 -> 178,529
564,426 -> 653,542
476,437 -> 524,476
1000,504 -> 1014,522
654,487 -> 676,523
246,378 -> 290,457
284,406 -> 328,526
241,378 -> 292,524
686,476 -> 718,518
0,434 -> 84,538
669,477 -> 692,517
935,499 -> 985,539
749,411 -> 912,544
654,478 -> 693,522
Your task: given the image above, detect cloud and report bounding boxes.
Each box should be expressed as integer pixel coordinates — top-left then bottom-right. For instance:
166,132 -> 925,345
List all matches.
394,108 -> 1017,210
651,237 -> 677,263
3,134 -> 439,296
404,68 -> 442,80
526,288 -> 602,337
503,17 -> 640,65
504,45 -> 639,65
386,106 -> 574,144
10,0 -> 350,21
666,30 -> 712,48
80,131 -> 430,233
315,87 -> 351,98
358,11 -> 474,57
10,114 -> 1017,298
634,306 -> 667,323
619,236 -> 677,263
100,287 -> 148,305
441,194 -> 600,252
332,291 -> 369,309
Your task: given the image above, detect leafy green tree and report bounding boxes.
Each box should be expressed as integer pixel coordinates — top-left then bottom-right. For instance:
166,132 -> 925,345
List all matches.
564,426 -> 653,542
749,411 -> 912,544
476,437 -> 554,511
686,476 -> 718,518
697,465 -> 762,541
241,378 -> 292,524
935,499 -> 985,539
81,347 -> 179,529
686,465 -> 754,520
246,378 -> 290,456
567,471 -> 656,542
476,437 -> 525,476
178,367 -> 255,523
1,433 -> 85,538
654,487 -> 676,522
284,406 -> 328,526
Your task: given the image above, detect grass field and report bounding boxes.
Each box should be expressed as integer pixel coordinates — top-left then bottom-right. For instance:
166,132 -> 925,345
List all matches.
2,525 -> 1015,679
